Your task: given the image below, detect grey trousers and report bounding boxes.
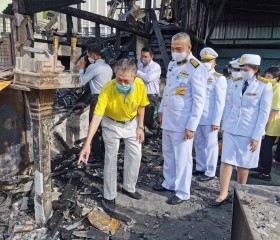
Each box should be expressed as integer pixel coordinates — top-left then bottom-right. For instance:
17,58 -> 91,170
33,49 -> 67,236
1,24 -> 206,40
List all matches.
101,116 -> 142,200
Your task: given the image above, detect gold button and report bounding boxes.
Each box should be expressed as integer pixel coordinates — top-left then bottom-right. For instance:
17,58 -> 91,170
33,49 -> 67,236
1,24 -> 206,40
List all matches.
166,94 -> 168,96
164,104 -> 167,107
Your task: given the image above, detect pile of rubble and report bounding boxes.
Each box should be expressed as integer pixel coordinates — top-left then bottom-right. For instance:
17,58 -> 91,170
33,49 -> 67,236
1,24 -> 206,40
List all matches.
0,134 -> 232,240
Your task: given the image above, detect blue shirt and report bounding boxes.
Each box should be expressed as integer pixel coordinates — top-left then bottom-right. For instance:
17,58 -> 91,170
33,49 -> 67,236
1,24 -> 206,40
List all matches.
79,59 -> 113,95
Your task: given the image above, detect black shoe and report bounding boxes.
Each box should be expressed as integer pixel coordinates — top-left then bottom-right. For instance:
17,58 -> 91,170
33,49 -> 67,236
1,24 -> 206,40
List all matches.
88,156 -> 102,163
209,196 -> 230,207
101,198 -> 115,211
166,195 -> 186,205
153,183 -> 174,192
121,188 -> 142,200
250,172 -> 271,181
250,166 -> 263,173
192,170 -> 205,176
196,175 -> 214,182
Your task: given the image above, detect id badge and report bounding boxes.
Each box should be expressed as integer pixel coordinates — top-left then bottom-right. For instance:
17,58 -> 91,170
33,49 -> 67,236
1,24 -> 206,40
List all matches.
175,87 -> 186,95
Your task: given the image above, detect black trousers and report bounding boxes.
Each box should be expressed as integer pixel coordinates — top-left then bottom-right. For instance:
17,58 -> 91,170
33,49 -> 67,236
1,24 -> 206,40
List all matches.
258,135 -> 277,174
89,95 -> 104,159
144,95 -> 158,130
274,138 -> 280,162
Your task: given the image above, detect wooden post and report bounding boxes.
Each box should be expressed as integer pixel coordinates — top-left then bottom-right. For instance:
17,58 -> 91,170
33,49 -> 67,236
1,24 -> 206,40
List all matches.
145,0 -> 152,30
25,89 -> 55,226
95,23 -> 101,47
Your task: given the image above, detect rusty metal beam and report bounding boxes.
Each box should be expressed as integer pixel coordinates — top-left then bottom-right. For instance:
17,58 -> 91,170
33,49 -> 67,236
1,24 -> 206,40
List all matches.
150,9 -> 169,71
56,7 -> 150,38
205,0 -> 229,41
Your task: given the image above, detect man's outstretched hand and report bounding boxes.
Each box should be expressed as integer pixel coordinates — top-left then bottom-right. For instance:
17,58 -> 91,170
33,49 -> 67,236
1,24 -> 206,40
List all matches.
77,144 -> 91,165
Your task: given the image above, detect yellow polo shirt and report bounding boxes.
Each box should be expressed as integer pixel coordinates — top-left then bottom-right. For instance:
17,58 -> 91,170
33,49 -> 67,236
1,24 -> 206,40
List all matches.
94,77 -> 150,121
266,83 -> 280,136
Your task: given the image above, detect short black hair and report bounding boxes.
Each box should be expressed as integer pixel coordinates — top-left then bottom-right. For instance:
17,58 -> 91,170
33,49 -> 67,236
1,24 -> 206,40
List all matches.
141,47 -> 154,56
264,66 -> 280,79
87,43 -> 101,56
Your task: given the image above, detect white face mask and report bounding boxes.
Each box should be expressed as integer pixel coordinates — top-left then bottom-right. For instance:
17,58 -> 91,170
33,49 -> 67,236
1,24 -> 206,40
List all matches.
88,57 -> 95,64
241,70 -> 255,80
232,72 -> 241,79
172,51 -> 187,63
203,62 -> 212,71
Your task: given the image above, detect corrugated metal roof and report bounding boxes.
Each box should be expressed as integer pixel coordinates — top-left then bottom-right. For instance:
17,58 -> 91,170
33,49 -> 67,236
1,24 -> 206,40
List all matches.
210,8 -> 280,40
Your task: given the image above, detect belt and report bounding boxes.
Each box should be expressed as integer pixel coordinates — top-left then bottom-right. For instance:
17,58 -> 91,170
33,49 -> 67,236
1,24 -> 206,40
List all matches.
148,94 -> 158,97
92,94 -> 99,97
106,116 -> 136,124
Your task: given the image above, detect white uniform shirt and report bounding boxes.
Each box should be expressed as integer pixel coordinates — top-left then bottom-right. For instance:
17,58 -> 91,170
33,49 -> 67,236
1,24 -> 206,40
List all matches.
79,59 -> 113,95
199,69 -> 227,126
137,60 -> 161,95
225,77 -> 233,106
222,77 -> 273,141
159,53 -> 207,132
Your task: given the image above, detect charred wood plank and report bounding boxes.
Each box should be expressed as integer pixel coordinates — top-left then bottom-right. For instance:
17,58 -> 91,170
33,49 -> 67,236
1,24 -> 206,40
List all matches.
66,14 -> 73,44
95,23 -> 101,47
17,0 -> 85,14
48,183 -> 77,237
53,131 -> 71,152
151,10 -> 169,71
56,7 -> 150,38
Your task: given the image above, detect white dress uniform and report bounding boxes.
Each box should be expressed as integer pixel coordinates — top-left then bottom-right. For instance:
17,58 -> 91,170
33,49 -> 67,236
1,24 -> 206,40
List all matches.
222,54 -> 273,168
222,59 -> 241,125
194,68 -> 227,177
159,53 -> 207,200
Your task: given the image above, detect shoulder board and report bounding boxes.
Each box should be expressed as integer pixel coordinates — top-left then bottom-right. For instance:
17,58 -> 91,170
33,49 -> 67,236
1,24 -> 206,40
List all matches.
233,77 -> 243,81
214,72 -> 223,77
257,76 -> 270,84
190,59 -> 199,68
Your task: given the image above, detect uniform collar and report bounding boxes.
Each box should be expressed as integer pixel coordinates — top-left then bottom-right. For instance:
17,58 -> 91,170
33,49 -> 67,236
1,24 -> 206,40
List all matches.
176,52 -> 193,66
209,69 -> 215,75
247,77 -> 255,85
176,58 -> 188,66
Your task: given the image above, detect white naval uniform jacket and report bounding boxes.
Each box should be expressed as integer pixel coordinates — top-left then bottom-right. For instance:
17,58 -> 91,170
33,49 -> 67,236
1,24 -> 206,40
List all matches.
199,69 -> 227,126
159,53 -> 207,132
225,77 -> 234,106
222,76 -> 273,141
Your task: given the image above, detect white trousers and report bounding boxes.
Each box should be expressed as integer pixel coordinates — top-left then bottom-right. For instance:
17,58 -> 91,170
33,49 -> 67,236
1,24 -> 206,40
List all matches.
194,125 -> 219,177
162,129 -> 193,200
101,116 -> 142,200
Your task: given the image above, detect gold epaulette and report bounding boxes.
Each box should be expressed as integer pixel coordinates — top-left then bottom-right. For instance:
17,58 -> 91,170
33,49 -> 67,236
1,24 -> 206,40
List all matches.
258,76 -> 270,83
190,58 -> 199,68
214,72 -> 223,77
233,77 -> 243,81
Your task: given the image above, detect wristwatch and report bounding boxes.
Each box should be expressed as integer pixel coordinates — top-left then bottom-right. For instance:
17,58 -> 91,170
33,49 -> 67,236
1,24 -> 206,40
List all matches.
138,126 -> 144,130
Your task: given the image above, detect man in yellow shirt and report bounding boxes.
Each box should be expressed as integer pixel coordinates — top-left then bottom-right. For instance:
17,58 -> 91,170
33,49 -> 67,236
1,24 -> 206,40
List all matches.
78,59 -> 150,210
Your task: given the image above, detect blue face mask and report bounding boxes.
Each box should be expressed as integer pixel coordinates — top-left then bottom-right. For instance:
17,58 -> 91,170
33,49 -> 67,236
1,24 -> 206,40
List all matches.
116,82 -> 134,93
